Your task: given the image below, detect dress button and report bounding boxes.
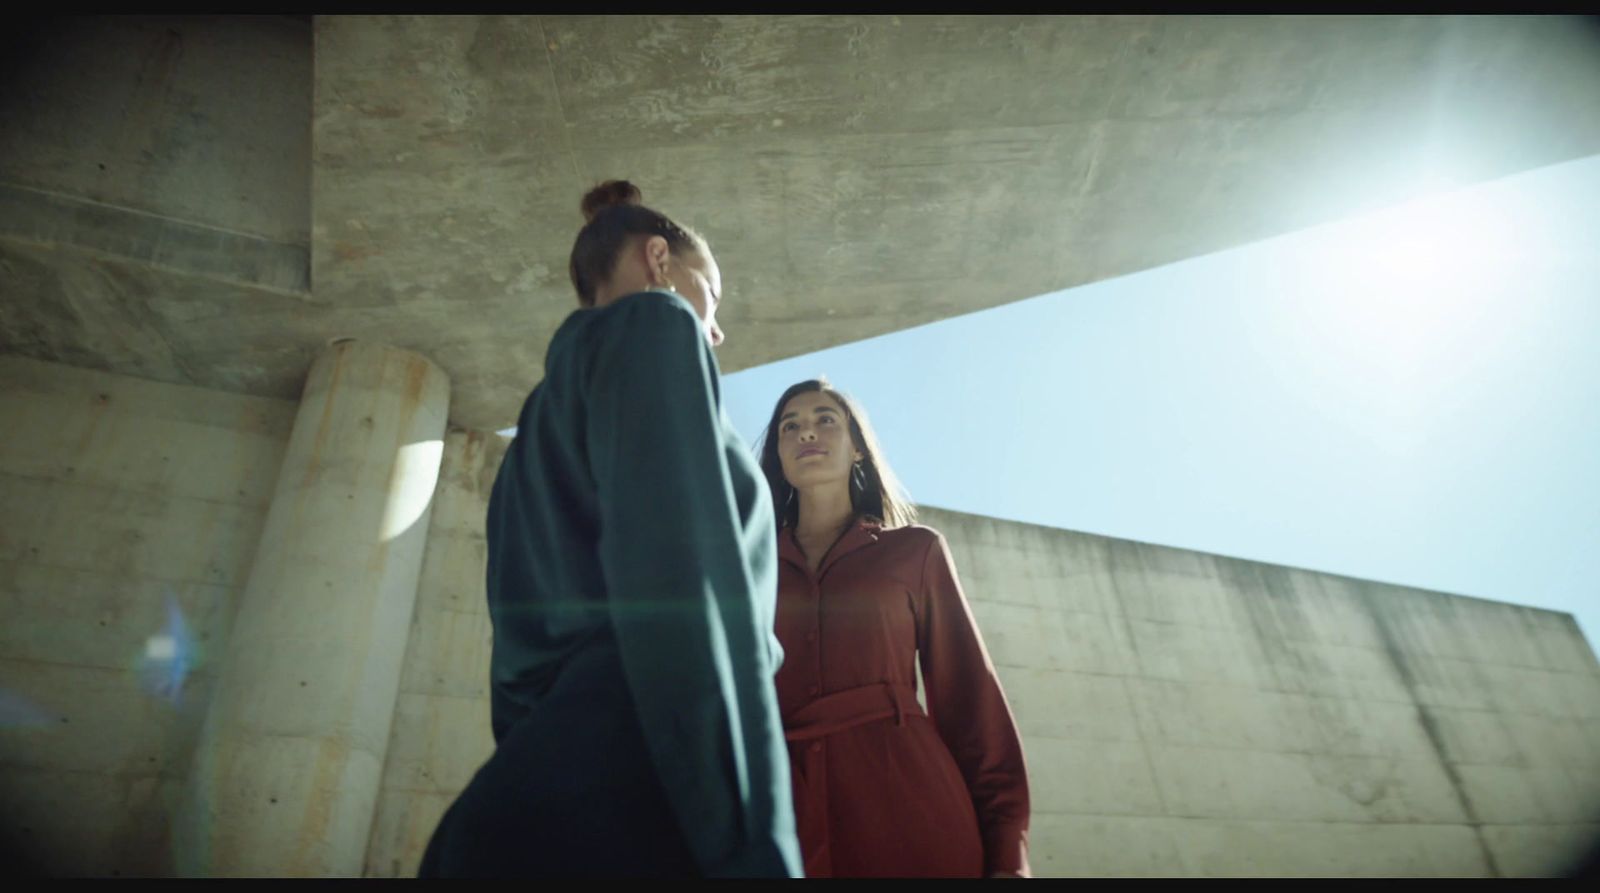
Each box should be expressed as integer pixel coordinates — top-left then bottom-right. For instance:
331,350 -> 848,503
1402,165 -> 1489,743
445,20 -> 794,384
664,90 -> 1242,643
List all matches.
810,742 -> 822,754
807,685 -> 819,696
805,631 -> 817,643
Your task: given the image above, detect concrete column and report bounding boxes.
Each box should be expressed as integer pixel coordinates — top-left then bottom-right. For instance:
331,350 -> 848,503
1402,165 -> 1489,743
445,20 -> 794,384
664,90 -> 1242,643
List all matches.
172,340 -> 450,876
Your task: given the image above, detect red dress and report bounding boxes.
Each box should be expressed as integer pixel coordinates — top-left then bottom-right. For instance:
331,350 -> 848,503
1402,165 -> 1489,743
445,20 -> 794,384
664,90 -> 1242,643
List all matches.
774,518 -> 1031,878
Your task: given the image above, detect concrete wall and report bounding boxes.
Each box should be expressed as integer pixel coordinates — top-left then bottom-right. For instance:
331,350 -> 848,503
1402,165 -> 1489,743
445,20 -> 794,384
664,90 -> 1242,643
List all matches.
0,15 -> 312,245
916,506 -> 1600,878
0,355 -> 296,876
0,352 -> 479,877
0,15 -> 316,410
363,429 -> 503,878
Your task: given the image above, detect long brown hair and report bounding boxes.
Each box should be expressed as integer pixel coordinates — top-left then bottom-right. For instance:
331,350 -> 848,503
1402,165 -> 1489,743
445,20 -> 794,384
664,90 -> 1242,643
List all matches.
568,180 -> 707,307
756,378 -> 917,530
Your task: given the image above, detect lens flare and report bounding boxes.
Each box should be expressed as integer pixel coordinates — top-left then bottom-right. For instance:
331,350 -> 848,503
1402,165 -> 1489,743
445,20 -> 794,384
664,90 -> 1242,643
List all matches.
137,590 -> 197,706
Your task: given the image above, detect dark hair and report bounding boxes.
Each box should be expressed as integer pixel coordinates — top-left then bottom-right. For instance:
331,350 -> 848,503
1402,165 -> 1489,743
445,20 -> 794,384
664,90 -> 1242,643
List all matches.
568,180 -> 707,307
756,378 -> 917,530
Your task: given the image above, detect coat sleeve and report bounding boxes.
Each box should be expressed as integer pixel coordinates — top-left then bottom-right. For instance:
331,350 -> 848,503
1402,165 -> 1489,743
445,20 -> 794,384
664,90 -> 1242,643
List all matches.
584,292 -> 801,878
915,529 -> 1032,877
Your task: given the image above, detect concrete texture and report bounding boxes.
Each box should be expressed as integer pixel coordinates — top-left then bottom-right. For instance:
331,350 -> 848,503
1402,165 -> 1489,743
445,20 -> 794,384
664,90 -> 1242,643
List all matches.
0,355 -> 297,877
918,505 -> 1600,877
5,16 -> 1600,431
169,341 -> 450,877
362,428 -> 503,878
0,15 -> 312,243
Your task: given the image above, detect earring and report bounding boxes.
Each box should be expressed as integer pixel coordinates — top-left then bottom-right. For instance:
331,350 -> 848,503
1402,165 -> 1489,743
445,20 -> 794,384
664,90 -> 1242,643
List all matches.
656,266 -> 678,294
851,462 -> 866,491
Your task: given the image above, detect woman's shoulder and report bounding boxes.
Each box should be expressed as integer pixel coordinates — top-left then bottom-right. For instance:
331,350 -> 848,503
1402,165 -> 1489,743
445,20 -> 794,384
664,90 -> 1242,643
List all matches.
597,289 -> 698,325
584,290 -> 701,355
552,290 -> 703,376
876,522 -> 946,552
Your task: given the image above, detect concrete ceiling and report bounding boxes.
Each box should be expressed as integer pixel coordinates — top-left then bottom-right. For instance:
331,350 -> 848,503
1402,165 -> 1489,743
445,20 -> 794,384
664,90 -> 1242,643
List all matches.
4,15 -> 1600,431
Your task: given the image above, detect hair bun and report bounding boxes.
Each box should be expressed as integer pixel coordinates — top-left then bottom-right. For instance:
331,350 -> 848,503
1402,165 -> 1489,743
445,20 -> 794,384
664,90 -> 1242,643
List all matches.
580,180 -> 643,223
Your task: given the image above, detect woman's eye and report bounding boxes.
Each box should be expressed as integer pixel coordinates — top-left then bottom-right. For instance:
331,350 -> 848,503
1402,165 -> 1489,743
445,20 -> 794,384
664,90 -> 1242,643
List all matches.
782,423 -> 797,433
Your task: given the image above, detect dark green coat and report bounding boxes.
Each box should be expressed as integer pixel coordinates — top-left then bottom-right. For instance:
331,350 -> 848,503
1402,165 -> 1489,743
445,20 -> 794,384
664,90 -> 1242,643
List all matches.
484,290 -> 800,877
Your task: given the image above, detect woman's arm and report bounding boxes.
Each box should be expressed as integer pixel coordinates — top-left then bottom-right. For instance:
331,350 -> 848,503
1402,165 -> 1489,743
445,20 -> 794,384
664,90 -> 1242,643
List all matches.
585,292 -> 800,878
915,528 -> 1032,878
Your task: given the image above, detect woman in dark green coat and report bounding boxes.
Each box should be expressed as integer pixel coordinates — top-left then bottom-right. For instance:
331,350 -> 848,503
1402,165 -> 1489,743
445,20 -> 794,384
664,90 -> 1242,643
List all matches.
418,181 -> 800,878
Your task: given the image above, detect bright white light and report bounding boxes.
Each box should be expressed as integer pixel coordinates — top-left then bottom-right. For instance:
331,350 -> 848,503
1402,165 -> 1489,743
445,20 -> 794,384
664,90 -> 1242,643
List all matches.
1351,192 -> 1510,295
1296,181 -> 1529,371
1251,171 -> 1553,463
145,635 -> 177,660
380,439 -> 445,542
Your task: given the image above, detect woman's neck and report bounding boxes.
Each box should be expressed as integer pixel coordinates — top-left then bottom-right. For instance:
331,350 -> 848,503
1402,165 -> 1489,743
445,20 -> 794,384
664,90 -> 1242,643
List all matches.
795,483 -> 855,542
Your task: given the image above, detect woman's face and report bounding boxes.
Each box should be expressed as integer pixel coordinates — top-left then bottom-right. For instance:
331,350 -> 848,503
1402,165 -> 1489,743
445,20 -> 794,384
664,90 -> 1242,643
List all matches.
667,248 -> 724,348
776,391 -> 863,491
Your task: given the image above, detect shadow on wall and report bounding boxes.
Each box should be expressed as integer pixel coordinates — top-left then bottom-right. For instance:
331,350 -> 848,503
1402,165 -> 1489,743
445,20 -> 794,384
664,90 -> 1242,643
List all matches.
1568,829 -> 1600,878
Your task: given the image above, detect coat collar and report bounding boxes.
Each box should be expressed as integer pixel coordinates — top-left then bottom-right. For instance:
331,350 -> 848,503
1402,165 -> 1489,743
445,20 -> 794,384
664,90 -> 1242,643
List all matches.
779,515 -> 882,580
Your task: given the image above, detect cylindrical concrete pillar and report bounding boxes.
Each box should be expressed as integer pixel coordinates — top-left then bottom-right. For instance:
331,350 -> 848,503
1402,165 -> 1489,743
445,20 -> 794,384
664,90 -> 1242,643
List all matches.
172,340 -> 450,876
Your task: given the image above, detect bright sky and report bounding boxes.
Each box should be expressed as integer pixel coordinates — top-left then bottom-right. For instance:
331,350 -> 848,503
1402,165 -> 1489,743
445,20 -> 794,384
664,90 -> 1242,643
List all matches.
719,154 -> 1600,652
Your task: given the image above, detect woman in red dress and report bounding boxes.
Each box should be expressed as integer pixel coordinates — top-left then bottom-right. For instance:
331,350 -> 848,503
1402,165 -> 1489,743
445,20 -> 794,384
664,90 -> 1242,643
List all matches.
757,378 -> 1031,878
